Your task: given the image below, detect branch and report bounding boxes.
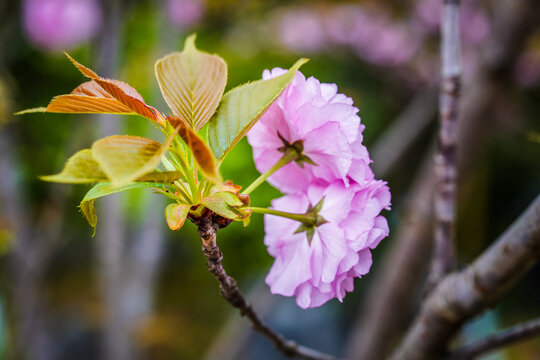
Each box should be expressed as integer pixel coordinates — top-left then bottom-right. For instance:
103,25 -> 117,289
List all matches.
389,193 -> 540,360
346,0 -> 540,358
428,0 -> 461,287
371,89 -> 437,177
447,317 -> 540,360
194,215 -> 338,360
204,279 -> 278,360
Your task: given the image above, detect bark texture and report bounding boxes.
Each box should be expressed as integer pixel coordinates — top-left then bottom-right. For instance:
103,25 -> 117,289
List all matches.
389,194 -> 540,360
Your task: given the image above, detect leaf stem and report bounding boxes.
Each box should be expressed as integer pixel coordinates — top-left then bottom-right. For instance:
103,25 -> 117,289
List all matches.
170,149 -> 199,203
242,151 -> 297,195
172,182 -> 192,204
247,206 -> 314,226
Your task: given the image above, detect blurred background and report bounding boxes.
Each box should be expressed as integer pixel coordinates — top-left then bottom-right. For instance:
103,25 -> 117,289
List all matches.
0,0 -> 539,359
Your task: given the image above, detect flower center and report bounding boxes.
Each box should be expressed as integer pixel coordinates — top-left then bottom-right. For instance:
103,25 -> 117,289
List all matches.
276,132 -> 317,168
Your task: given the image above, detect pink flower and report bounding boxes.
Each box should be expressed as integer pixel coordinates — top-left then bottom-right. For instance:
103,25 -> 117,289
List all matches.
248,70 -> 391,307
23,0 -> 102,52
247,69 -> 363,193
264,181 -> 390,308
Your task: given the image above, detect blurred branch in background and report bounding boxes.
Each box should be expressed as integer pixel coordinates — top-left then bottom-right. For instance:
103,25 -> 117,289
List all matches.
0,1 -> 79,355
0,98 -> 87,360
371,89 -> 437,177
390,193 -> 540,360
0,125 -> 56,360
428,0 -> 461,287
94,1 -> 133,358
447,317 -> 540,360
346,0 -> 540,359
95,1 -> 166,360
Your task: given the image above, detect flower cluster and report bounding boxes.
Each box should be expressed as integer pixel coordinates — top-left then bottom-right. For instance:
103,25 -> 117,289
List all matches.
247,70 -> 391,308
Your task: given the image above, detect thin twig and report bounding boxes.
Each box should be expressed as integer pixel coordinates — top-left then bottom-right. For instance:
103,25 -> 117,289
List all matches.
194,215 -> 338,360
447,317 -> 540,360
389,193 -> 540,360
429,0 -> 461,288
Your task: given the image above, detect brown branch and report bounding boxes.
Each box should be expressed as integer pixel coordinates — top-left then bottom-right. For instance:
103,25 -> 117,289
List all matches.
447,317 -> 540,360
204,279 -> 278,360
389,193 -> 540,360
194,215 -> 338,360
428,0 -> 461,288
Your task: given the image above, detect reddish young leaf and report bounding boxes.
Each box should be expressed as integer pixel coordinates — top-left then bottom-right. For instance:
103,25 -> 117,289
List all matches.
64,52 -> 98,78
44,80 -> 135,115
72,80 -> 115,97
94,78 -> 160,121
167,116 -> 221,184
64,53 -> 164,123
46,94 -> 135,114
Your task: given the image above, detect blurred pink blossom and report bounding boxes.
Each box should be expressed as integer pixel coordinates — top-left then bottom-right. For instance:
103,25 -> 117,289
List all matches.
327,6 -> 421,66
166,0 -> 205,29
354,22 -> 421,66
23,0 -> 102,52
277,5 -> 420,67
247,69 -> 362,193
277,8 -> 327,53
264,181 -> 390,309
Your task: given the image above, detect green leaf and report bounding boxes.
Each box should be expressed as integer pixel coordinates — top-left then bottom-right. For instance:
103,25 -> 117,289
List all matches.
91,132 -> 176,187
207,58 -> 308,162
40,149 -> 107,183
15,107 -> 47,115
201,191 -> 244,219
41,147 -> 181,185
165,203 -> 190,230
138,171 -> 184,183
80,182 -> 167,235
161,155 -> 176,171
80,199 -> 97,236
155,34 -> 227,130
